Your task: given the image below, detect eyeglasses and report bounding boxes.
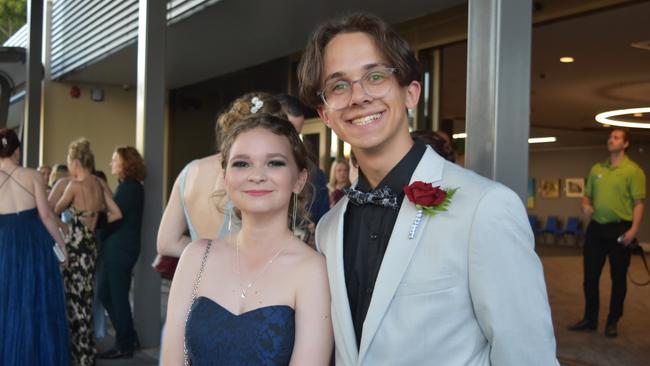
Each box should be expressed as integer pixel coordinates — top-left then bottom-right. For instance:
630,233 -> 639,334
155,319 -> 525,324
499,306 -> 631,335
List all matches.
318,67 -> 397,110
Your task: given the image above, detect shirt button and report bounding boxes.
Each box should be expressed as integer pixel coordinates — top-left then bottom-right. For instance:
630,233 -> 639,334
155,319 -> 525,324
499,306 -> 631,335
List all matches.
370,233 -> 378,240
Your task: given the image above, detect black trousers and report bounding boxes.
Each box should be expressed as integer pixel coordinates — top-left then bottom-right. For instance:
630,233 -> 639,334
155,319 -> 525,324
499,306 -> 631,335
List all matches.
582,220 -> 632,324
97,249 -> 139,351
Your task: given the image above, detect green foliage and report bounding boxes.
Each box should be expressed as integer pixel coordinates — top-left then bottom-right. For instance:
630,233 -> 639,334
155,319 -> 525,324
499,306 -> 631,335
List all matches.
417,187 -> 459,217
0,0 -> 26,44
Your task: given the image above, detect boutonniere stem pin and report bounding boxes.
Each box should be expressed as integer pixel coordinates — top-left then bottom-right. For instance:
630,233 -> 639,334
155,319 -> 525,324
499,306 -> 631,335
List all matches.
404,181 -> 458,239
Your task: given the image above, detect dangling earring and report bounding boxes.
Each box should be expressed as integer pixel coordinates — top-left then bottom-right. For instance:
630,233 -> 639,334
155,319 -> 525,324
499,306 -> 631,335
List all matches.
227,204 -> 233,233
291,193 -> 298,234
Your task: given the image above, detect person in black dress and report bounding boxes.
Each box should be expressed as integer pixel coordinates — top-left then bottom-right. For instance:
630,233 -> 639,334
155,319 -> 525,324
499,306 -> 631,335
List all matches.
97,146 -> 146,359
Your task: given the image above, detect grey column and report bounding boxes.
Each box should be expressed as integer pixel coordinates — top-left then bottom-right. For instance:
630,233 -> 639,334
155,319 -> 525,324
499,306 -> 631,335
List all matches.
134,0 -> 165,348
465,0 -> 532,202
23,0 -> 43,167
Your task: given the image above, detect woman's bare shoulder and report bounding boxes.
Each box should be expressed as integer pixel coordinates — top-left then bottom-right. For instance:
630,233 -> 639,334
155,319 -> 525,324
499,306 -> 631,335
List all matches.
197,153 -> 222,165
195,154 -> 223,175
183,237 -> 230,258
288,239 -> 326,272
51,177 -> 70,189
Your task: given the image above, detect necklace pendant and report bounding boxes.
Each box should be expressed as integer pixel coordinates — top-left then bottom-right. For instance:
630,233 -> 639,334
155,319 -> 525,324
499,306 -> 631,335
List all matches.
240,290 -> 246,299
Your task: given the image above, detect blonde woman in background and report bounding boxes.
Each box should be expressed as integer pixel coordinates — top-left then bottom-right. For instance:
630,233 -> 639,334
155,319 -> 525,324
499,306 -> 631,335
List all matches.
327,157 -> 351,208
37,164 -> 51,187
55,138 -> 122,366
48,164 -> 70,207
49,164 -> 69,188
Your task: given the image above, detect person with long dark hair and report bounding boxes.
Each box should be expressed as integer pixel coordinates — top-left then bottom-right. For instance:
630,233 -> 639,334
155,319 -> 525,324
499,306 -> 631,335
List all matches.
0,128 -> 70,365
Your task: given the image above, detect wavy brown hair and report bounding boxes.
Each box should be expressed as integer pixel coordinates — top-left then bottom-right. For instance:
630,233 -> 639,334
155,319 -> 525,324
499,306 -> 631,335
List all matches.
220,114 -> 313,228
115,146 -> 146,181
298,12 -> 421,107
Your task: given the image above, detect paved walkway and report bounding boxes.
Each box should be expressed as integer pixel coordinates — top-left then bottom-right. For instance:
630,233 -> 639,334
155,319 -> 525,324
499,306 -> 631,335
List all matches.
97,245 -> 650,366
96,336 -> 158,366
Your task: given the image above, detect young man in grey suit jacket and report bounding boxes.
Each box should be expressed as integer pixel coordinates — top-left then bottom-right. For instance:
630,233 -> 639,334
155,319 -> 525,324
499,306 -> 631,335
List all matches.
298,13 -> 559,366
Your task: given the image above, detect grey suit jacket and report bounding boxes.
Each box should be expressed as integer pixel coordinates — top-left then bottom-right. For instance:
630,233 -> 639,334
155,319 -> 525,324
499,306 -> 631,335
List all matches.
316,147 -> 559,366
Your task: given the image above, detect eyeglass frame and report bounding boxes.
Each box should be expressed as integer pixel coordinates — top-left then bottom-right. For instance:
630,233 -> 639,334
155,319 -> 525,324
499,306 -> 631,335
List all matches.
317,67 -> 398,110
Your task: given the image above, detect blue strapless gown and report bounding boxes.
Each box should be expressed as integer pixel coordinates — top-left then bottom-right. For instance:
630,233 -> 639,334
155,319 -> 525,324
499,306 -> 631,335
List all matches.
186,296 -> 295,366
0,208 -> 71,365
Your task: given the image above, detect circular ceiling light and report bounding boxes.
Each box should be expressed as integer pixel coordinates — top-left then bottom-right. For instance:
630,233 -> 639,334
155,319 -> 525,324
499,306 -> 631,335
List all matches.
595,107 -> 650,129
559,56 -> 574,63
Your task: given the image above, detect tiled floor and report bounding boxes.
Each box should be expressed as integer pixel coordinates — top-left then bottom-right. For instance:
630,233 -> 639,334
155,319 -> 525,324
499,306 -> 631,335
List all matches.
97,245 -> 650,366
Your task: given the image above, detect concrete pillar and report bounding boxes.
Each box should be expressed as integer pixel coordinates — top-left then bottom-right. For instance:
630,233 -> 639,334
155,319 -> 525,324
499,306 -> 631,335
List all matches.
431,49 -> 441,132
134,0 -> 166,348
465,0 -> 532,202
23,0 -> 43,168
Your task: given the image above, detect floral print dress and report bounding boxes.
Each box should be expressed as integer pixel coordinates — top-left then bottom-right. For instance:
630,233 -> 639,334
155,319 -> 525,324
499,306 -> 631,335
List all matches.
62,207 -> 98,366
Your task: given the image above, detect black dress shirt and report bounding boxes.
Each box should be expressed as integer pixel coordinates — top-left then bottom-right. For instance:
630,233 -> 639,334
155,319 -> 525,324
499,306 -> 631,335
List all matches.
343,142 -> 426,347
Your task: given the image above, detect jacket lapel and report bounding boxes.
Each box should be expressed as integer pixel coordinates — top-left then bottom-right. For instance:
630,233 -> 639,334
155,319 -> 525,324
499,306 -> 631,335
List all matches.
358,147 -> 444,363
323,197 -> 359,364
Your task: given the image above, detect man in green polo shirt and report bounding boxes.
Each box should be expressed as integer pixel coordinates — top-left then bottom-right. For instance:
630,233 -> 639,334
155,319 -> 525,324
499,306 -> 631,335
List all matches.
569,128 -> 645,338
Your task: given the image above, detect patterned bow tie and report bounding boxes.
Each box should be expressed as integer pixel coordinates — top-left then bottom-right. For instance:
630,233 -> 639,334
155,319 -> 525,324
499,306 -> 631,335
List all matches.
343,186 -> 399,209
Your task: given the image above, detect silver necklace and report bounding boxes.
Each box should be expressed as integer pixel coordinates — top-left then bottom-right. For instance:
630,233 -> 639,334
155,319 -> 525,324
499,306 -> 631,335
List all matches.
235,237 -> 285,299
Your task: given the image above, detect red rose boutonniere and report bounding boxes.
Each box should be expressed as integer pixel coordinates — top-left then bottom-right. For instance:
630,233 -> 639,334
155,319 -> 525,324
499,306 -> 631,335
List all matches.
403,181 -> 458,239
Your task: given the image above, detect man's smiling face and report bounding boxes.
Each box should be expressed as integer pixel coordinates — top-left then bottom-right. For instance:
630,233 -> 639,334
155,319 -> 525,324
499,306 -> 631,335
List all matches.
317,32 -> 420,155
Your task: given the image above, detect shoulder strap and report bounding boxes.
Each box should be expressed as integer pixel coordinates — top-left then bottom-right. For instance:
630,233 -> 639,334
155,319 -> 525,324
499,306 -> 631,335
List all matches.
179,160 -> 198,240
0,167 -> 34,197
0,166 -> 18,190
184,239 -> 212,366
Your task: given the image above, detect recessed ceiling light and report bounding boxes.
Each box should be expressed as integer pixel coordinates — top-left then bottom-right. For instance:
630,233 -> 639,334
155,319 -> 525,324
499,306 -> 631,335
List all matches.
528,137 -> 557,144
452,133 -> 556,144
595,107 -> 650,129
633,113 -> 643,117
559,56 -> 574,63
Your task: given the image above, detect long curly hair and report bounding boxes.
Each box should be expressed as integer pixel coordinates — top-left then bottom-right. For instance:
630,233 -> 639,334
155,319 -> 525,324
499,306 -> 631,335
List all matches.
114,146 -> 147,181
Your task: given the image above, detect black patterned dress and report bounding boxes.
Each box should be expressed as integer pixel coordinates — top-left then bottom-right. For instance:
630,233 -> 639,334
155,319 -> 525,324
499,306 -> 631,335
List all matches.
62,207 -> 98,366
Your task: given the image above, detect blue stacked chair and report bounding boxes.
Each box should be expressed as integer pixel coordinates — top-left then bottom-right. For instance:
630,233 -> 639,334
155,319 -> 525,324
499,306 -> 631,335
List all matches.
539,216 -> 561,244
560,216 -> 584,246
528,215 -> 540,240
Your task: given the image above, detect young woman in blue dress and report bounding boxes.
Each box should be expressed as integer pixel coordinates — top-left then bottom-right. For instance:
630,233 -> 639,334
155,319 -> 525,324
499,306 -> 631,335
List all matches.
162,113 -> 333,365
0,128 -> 70,365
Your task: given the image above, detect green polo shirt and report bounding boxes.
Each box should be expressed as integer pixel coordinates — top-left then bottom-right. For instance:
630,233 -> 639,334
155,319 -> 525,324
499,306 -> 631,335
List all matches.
585,155 -> 646,224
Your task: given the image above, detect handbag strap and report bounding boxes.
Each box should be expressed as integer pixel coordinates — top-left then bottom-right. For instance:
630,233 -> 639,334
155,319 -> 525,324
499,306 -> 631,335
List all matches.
183,240 -> 212,366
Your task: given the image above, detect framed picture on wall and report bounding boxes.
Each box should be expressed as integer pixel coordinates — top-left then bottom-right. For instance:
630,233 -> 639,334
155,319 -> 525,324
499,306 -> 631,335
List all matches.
565,178 -> 585,198
539,179 -> 560,199
527,177 -> 535,209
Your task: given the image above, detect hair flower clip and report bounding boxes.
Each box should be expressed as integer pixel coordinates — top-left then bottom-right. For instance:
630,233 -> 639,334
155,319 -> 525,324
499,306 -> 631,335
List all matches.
1,137 -> 7,147
250,97 -> 264,113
